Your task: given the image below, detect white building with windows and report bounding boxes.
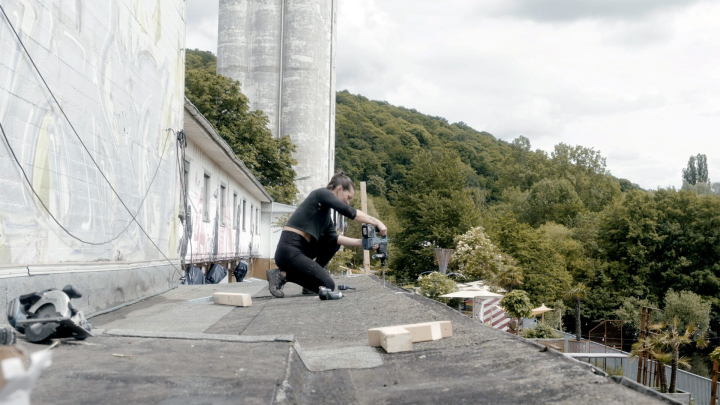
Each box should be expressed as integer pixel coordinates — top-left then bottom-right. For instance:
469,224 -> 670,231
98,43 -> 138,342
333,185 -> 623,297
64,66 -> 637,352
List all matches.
183,99 -> 292,279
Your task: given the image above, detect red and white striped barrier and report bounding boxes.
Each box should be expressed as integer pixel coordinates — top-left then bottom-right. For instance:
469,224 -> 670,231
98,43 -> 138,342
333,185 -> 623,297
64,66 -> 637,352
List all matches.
473,297 -> 512,332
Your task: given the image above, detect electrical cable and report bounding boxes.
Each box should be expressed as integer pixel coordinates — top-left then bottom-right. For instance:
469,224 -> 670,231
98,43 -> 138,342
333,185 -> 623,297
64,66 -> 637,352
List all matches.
174,129 -> 191,277
0,4 -> 182,277
0,122 -> 171,245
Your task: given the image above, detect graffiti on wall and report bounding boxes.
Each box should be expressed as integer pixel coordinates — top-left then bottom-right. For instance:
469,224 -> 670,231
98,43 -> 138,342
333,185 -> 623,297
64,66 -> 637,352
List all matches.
0,0 -> 186,266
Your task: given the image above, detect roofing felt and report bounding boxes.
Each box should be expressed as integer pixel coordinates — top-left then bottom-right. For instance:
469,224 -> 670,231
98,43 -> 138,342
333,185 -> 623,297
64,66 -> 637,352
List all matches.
21,276 -> 671,405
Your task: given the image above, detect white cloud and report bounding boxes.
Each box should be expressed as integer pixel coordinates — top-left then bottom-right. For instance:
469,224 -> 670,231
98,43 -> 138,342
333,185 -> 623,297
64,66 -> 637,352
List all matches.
186,0 -> 720,190
480,0 -> 709,22
184,0 -> 218,53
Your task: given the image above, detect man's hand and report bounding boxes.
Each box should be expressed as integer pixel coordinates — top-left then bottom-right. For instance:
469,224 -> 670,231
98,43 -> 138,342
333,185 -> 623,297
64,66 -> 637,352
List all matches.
377,221 -> 388,236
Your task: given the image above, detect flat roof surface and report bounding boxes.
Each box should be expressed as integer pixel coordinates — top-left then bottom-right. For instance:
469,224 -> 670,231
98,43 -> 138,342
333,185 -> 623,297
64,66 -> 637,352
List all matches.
21,276 -> 669,404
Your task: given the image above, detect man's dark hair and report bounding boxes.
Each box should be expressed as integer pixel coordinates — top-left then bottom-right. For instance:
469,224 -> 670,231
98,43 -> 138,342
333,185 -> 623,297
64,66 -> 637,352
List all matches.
326,170 -> 355,191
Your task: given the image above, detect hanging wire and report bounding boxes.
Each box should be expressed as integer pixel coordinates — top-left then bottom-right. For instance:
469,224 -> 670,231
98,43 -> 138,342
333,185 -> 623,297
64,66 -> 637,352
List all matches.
0,4 -> 182,277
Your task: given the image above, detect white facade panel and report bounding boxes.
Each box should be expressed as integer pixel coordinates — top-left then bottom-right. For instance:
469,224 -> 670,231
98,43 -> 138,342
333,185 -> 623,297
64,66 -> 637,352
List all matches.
0,0 -> 186,269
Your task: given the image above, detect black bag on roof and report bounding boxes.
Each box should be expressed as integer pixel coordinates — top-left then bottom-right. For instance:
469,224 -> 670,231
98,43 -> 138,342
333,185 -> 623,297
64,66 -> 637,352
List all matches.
185,266 -> 205,285
233,260 -> 248,282
206,263 -> 227,284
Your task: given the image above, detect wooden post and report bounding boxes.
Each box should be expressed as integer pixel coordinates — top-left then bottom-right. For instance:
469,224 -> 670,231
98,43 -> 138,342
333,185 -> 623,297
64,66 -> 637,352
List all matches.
711,360 -> 718,405
361,181 -> 370,275
637,307 -> 646,384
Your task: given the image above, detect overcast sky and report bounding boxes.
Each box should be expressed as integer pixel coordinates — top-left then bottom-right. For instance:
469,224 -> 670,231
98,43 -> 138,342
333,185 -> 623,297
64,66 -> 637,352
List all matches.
185,0 -> 720,190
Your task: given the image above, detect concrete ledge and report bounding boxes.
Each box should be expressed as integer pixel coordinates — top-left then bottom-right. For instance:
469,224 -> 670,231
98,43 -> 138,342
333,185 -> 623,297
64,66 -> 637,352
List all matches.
0,262 -> 178,320
103,329 -> 294,343
27,260 -> 180,275
610,376 -> 684,405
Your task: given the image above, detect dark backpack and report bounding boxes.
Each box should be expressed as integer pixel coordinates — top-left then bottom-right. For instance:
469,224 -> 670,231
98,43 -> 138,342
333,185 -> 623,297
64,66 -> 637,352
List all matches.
233,260 -> 249,282
185,267 -> 205,285
206,264 -> 228,284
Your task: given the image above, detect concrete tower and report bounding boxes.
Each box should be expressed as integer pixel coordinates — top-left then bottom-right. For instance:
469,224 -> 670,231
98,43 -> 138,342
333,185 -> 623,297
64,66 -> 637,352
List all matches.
217,0 -> 337,201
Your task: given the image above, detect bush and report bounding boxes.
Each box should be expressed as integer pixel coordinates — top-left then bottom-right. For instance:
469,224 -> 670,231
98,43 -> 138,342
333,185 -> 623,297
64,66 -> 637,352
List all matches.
522,323 -> 562,339
326,249 -> 355,275
418,272 -> 457,304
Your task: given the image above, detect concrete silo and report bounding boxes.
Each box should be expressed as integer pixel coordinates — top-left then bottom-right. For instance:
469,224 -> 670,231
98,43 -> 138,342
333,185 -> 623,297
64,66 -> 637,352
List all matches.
217,0 -> 337,201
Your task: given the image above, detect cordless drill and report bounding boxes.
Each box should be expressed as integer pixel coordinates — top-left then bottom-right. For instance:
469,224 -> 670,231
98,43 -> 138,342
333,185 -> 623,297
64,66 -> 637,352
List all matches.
362,224 -> 389,285
318,287 -> 343,300
362,225 -> 388,266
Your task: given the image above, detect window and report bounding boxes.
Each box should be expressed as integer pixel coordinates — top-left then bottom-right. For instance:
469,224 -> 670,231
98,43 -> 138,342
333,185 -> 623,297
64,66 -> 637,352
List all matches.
203,173 -> 210,222
232,193 -> 238,229
242,199 -> 247,230
219,184 -> 227,226
250,204 -> 254,233
256,208 -> 260,235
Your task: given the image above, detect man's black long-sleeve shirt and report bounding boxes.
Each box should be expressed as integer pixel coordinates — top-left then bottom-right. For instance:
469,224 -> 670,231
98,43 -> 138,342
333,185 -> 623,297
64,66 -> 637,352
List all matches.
285,188 -> 357,242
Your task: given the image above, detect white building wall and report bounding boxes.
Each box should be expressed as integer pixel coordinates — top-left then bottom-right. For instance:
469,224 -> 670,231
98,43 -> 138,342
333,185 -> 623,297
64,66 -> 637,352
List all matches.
260,202 -> 295,259
184,138 -> 264,261
0,0 -> 186,268
0,0 -> 186,315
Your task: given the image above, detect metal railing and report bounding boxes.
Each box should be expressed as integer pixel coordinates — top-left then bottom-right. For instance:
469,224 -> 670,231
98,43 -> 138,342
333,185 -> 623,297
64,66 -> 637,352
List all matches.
561,331 -> 720,405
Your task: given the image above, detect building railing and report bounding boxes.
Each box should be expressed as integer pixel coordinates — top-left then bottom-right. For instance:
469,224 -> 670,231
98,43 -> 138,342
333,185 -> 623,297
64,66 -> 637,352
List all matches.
560,331 -> 719,405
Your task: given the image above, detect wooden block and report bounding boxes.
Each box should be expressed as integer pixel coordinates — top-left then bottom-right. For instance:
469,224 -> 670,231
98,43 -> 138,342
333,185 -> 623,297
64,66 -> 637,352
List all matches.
379,326 -> 413,353
368,321 -> 452,347
212,292 -> 252,307
436,320 -> 453,339
368,327 -> 386,347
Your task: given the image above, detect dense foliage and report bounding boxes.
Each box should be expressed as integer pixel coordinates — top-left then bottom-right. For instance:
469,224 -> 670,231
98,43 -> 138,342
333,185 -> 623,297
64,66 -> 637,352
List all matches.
334,91 -> 720,345
417,272 -> 457,304
522,323 -> 562,339
184,50 -> 298,203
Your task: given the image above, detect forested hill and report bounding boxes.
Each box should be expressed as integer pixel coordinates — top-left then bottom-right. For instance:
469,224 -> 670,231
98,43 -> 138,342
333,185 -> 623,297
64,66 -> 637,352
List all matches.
336,90 -> 638,203
335,90 -> 720,347
336,90 -> 510,198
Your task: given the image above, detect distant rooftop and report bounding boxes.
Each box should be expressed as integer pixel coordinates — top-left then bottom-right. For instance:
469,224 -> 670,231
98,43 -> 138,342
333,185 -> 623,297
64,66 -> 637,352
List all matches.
24,276 -> 671,404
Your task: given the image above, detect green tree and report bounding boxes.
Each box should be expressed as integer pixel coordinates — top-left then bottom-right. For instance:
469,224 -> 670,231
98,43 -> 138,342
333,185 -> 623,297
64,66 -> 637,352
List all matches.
331,90 -> 720,338
496,136 -> 550,192
185,50 -> 298,203
662,289 -> 711,333
491,215 -> 572,305
524,178 -> 585,226
452,226 -> 519,285
418,272 -> 457,304
539,222 -> 591,281
493,266 -> 524,292
565,284 -> 589,341
630,333 -> 674,393
500,290 -> 533,334
613,297 -> 658,338
392,150 -> 480,279
682,154 -> 708,186
651,317 -> 708,393
597,189 -> 720,318
549,143 -> 621,212
683,155 -> 698,185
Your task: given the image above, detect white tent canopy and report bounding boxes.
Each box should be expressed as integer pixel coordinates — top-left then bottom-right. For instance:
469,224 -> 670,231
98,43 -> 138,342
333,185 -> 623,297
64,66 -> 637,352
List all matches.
531,304 -> 553,316
440,290 -> 504,299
